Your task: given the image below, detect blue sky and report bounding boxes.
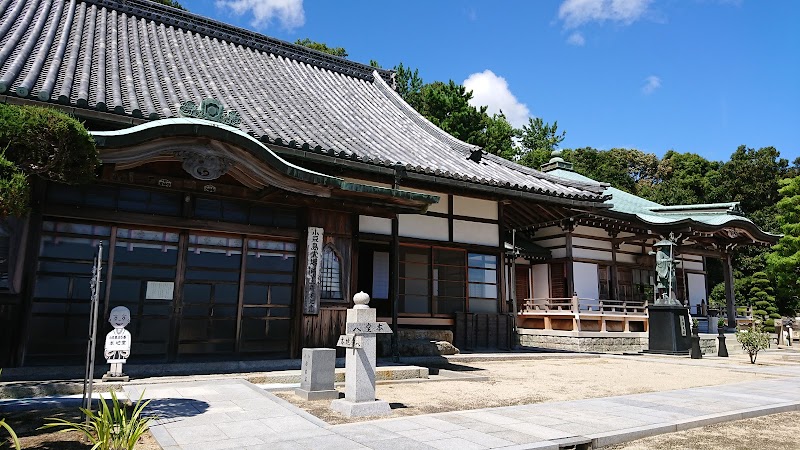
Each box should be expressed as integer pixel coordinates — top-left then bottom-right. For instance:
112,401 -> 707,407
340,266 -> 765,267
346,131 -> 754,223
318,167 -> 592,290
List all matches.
180,0 -> 798,163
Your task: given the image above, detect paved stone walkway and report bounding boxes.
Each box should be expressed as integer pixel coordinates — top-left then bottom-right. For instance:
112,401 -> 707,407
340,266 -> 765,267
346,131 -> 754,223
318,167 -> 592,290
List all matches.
126,374 -> 800,450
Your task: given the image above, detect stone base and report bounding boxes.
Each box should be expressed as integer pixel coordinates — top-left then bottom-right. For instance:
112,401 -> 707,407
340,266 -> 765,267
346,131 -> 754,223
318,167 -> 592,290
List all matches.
101,373 -> 129,382
294,388 -> 340,401
330,398 -> 391,417
517,329 -> 718,355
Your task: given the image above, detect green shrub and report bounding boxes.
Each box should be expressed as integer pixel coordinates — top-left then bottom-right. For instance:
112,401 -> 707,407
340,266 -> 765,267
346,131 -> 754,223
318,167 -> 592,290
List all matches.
0,103 -> 99,184
0,150 -> 28,217
717,317 -> 726,328
736,326 -> 771,364
41,390 -> 153,450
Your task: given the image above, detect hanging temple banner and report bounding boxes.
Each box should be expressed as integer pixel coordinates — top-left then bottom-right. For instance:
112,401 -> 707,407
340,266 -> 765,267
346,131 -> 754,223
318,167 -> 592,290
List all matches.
303,227 -> 324,314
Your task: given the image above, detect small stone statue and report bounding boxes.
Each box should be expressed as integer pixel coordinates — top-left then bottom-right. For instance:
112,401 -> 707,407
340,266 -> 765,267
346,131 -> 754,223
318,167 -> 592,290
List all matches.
650,238 -> 680,306
103,306 -> 132,380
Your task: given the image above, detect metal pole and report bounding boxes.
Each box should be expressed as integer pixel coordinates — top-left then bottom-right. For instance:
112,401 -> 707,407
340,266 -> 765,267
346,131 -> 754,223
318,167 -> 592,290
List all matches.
510,230 -> 518,348
81,242 -> 103,420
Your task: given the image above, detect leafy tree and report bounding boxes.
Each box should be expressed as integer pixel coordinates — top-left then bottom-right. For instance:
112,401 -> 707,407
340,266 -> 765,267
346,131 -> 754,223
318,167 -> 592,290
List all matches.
415,80 -> 488,148
0,104 -> 99,218
736,325 -> 770,364
518,117 -> 565,156
149,0 -> 185,10
393,63 -> 424,107
295,38 -> 348,57
718,145 -> 788,231
482,113 -> 516,159
637,150 -> 722,206
749,271 -> 779,332
369,60 -> 381,68
561,147 -> 637,193
767,175 -> 800,315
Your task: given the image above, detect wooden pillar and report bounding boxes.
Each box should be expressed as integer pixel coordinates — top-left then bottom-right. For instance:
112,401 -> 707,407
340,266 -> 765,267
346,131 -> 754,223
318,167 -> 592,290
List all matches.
564,221 -> 575,297
724,253 -> 736,329
390,170 -> 402,362
610,232 -> 619,300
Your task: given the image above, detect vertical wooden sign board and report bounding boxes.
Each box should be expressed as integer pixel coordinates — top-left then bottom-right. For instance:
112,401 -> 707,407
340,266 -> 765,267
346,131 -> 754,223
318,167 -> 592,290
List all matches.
303,227 -> 324,314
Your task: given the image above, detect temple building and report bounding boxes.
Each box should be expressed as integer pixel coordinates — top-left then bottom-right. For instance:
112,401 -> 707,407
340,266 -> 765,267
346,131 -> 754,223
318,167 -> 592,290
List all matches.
0,0 -> 778,367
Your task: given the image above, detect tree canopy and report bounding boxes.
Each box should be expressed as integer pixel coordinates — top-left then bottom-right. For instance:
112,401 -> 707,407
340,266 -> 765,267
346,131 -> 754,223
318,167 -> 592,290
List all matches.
149,0 -> 185,10
0,104 -> 99,217
295,38 -> 348,57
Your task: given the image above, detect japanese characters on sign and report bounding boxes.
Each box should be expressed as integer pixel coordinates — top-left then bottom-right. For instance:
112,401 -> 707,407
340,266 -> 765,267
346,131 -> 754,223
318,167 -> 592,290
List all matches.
336,334 -> 363,349
303,227 -> 324,314
345,322 -> 393,335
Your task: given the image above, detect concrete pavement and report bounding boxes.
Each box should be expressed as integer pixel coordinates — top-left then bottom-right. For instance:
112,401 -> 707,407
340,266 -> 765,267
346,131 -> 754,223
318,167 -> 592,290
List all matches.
127,374 -> 800,449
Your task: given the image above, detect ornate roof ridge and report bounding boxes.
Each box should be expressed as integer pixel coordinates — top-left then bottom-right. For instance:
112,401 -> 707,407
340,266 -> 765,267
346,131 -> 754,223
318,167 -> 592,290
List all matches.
83,0 -> 393,83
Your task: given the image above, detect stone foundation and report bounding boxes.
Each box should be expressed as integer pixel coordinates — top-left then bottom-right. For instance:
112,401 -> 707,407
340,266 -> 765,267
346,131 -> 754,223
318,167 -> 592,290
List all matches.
378,329 -> 459,357
518,329 -> 718,354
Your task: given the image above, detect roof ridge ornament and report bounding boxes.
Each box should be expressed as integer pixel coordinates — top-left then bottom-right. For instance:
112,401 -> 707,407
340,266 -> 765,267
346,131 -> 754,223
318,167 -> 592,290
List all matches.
179,98 -> 241,128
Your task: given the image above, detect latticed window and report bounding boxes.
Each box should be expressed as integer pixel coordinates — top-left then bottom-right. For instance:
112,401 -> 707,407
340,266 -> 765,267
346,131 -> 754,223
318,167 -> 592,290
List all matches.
321,244 -> 343,301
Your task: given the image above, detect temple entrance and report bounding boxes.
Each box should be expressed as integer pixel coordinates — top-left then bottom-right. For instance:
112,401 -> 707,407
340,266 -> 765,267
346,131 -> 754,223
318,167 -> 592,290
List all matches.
26,220 -> 296,365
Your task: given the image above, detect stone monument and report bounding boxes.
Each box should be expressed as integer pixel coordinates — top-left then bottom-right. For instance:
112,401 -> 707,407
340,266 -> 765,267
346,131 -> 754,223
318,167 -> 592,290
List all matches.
294,348 -> 339,400
330,292 -> 393,417
103,306 -> 132,381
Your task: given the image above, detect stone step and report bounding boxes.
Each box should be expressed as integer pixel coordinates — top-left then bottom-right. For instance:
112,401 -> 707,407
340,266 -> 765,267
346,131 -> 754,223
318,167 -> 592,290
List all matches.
0,365 -> 429,399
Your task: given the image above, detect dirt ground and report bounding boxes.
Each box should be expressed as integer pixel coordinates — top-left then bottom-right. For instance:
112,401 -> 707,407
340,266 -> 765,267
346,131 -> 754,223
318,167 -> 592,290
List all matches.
275,356 -> 774,425
605,410 -> 800,450
1,408 -> 160,450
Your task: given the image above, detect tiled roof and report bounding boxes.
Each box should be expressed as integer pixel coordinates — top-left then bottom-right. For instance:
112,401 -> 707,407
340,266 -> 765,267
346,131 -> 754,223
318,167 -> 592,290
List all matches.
0,0 -> 606,202
545,168 -> 780,242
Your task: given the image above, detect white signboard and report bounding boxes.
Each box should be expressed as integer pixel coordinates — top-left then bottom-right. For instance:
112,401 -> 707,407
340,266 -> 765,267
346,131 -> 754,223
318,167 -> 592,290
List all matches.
303,227 -> 324,314
346,322 -> 393,335
145,281 -> 174,300
337,334 -> 363,349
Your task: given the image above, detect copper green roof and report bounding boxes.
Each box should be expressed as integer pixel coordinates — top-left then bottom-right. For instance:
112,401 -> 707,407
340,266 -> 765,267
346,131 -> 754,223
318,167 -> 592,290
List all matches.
92,118 -> 440,211
544,167 -> 780,243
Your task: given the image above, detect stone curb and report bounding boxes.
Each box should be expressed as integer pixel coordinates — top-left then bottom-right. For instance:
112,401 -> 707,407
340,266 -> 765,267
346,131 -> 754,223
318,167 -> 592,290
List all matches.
587,401 -> 800,448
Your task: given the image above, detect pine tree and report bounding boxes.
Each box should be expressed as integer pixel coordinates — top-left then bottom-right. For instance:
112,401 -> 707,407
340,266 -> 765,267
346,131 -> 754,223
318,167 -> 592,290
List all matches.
749,271 -> 779,332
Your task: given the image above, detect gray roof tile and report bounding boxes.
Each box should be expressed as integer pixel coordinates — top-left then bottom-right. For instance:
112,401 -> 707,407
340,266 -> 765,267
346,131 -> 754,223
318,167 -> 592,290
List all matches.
0,0 -> 605,201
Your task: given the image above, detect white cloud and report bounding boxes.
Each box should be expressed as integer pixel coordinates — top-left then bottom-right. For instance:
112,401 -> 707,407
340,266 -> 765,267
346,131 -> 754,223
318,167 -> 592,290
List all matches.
642,75 -> 661,94
463,70 -> 530,128
566,31 -> 586,46
558,0 -> 652,29
215,0 -> 305,30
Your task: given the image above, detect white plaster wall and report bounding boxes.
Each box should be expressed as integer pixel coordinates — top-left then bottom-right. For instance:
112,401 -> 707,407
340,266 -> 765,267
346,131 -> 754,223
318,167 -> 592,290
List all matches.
574,225 -> 610,238
572,247 -> 613,262
398,215 -> 449,241
453,196 -> 498,219
687,273 -> 707,310
412,188 -> 448,214
574,262 -> 600,305
617,253 -> 638,264
359,215 -> 392,235
619,244 -> 642,254
453,220 -> 499,247
681,261 -> 704,272
682,254 -> 704,261
573,237 -> 612,249
551,248 -> 567,259
532,226 -> 563,238
532,264 -> 550,299
535,237 -> 566,248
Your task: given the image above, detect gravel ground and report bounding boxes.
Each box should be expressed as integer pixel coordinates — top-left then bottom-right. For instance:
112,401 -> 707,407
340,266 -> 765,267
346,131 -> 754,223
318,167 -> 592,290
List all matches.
275,356 -> 774,425
604,411 -> 800,449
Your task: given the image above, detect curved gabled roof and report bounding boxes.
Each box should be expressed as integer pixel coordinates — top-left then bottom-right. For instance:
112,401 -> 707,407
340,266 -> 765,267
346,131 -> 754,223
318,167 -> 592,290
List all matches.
545,167 -> 780,244
0,0 -> 605,203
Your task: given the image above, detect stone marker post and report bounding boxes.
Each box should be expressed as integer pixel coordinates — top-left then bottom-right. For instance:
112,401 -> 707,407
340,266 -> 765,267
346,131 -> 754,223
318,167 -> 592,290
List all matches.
294,348 -> 339,400
330,292 -> 392,417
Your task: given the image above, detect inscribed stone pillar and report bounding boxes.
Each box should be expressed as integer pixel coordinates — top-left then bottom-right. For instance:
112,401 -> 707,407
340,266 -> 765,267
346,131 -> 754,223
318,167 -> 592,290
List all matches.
723,253 -> 736,329
294,348 -> 339,400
